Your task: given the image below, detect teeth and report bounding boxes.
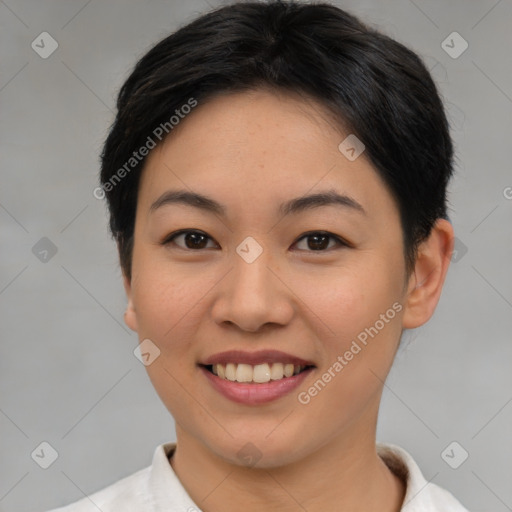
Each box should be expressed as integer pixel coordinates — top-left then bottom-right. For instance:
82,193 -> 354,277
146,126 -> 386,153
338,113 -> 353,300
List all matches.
210,363 -> 306,383
225,363 -> 236,382
235,364 -> 253,383
284,363 -> 294,378
270,363 -> 284,380
253,363 -> 271,383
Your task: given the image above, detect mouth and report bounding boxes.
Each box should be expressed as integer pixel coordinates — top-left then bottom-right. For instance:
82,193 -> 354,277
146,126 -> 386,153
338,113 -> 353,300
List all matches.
198,350 -> 316,404
201,362 -> 314,384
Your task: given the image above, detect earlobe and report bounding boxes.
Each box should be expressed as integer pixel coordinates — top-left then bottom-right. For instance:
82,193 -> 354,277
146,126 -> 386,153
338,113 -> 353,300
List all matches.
402,219 -> 454,329
122,273 -> 138,332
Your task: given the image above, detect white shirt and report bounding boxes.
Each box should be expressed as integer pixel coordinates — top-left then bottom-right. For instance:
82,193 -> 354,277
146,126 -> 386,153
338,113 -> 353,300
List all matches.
47,442 -> 469,511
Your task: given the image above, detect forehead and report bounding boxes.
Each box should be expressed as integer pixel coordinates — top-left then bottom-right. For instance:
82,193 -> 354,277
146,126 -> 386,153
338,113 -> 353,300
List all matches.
136,89 -> 397,222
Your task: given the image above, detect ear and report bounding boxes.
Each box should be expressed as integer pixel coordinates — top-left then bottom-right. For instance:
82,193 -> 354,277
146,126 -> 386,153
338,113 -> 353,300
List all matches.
122,272 -> 138,332
402,218 -> 454,329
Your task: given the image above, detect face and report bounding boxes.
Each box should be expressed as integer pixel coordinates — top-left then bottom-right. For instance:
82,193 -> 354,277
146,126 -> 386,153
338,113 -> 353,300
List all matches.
124,89 -> 415,467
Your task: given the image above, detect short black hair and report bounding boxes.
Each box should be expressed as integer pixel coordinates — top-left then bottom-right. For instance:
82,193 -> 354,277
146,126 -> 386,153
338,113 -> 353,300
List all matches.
100,0 -> 454,281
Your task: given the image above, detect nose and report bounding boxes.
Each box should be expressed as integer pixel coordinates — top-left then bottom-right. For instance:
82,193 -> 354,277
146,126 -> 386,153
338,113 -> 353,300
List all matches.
211,248 -> 295,333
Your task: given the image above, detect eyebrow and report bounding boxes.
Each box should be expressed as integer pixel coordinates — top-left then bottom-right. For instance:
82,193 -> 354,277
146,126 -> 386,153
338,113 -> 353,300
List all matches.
149,188 -> 365,217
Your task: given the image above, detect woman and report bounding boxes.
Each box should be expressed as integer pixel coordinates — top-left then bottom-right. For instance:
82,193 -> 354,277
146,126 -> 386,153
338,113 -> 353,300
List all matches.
49,1 -> 468,510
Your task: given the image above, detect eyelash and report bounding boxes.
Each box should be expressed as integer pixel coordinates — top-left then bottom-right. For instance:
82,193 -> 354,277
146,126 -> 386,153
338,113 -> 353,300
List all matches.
161,229 -> 349,252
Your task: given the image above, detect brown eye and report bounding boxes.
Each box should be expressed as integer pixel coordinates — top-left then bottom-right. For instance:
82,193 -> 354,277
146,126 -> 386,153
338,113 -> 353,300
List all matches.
293,232 -> 346,251
164,230 -> 218,250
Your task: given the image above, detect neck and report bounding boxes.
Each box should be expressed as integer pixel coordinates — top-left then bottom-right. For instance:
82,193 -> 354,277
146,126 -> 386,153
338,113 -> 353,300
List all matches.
169,415 -> 405,512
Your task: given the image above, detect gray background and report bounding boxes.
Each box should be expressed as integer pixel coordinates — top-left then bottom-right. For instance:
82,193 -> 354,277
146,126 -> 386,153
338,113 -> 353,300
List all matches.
1,0 -> 511,510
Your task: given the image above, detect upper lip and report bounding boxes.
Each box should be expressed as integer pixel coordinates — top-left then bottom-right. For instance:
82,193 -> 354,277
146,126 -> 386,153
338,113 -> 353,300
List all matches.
201,350 -> 315,367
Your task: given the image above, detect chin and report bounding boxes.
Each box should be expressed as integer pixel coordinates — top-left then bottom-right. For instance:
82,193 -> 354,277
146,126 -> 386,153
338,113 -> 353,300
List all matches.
203,428 -> 311,469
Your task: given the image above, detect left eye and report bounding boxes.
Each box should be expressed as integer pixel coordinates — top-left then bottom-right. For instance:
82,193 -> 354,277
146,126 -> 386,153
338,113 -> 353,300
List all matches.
293,232 -> 347,251
164,230 -> 219,250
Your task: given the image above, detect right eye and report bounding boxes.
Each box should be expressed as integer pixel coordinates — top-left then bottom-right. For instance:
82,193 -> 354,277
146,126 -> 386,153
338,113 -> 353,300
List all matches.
162,229 -> 219,250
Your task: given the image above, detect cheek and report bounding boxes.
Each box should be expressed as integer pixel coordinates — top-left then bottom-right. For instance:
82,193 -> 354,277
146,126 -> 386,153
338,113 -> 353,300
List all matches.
293,271 -> 403,431
293,259 -> 405,411
130,268 -> 204,409
295,262 -> 401,344
132,262 -> 207,342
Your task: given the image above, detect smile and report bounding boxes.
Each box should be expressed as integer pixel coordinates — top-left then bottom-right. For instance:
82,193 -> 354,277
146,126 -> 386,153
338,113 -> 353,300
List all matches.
206,362 -> 310,383
199,350 -> 316,405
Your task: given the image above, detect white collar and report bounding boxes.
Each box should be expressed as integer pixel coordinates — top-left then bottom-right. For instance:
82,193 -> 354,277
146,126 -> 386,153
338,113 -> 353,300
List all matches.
144,442 -> 469,511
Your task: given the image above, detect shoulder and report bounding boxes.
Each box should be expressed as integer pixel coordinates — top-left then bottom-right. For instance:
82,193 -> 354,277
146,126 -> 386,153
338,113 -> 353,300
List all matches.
45,465 -> 152,512
45,442 -> 183,512
377,443 -> 471,512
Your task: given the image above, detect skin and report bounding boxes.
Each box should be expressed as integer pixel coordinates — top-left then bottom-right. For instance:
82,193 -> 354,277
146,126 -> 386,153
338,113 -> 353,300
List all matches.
122,88 -> 454,512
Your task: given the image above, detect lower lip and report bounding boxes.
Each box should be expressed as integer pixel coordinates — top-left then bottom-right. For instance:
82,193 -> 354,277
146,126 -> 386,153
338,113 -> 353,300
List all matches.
200,366 -> 314,405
